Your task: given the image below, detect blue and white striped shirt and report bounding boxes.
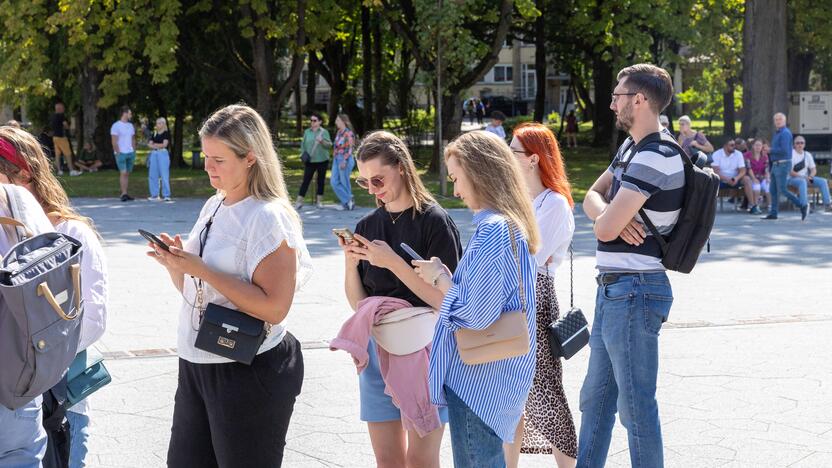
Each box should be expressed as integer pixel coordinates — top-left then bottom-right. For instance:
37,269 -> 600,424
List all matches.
429,209 -> 537,442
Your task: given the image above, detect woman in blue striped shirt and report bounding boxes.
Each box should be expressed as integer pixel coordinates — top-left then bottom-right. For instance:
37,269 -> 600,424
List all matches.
413,131 -> 540,468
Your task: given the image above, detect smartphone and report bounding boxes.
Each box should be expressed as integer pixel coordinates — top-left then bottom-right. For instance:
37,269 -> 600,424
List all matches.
138,229 -> 170,252
333,228 -> 364,247
399,242 -> 424,261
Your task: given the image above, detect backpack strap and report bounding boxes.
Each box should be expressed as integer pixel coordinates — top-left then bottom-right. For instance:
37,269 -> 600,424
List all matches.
620,132 -> 689,256
0,185 -> 33,240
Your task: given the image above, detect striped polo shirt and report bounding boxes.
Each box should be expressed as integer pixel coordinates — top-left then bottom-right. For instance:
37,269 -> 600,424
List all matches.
596,131 -> 685,272
429,209 -> 537,442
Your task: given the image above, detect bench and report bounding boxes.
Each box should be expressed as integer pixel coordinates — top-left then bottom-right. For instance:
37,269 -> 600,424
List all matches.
717,188 -> 743,212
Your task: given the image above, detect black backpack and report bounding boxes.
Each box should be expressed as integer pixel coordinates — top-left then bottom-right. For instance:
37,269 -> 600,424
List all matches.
622,132 -> 720,273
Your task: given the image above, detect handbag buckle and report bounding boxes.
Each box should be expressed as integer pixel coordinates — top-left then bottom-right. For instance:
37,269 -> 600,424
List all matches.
217,336 -> 236,349
221,323 -> 239,333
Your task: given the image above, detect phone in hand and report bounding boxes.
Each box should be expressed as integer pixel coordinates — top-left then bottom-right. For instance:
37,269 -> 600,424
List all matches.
399,242 -> 424,261
333,228 -> 364,247
138,229 -> 170,252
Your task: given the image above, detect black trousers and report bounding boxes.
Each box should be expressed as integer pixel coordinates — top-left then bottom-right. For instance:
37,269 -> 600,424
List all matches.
167,333 -> 304,468
298,160 -> 328,197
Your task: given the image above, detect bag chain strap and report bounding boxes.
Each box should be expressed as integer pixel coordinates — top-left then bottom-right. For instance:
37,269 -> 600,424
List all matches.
507,222 -> 526,313
569,241 -> 574,309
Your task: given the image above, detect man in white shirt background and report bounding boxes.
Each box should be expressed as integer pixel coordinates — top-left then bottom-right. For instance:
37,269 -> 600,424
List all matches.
712,139 -> 759,214
111,106 -> 137,202
789,135 -> 831,213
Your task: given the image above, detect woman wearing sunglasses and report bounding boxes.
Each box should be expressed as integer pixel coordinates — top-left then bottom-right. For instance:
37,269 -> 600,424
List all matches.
339,130 -> 462,468
147,105 -> 313,467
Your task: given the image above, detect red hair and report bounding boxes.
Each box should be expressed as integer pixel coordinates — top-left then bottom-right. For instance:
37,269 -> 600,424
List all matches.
512,123 -> 574,208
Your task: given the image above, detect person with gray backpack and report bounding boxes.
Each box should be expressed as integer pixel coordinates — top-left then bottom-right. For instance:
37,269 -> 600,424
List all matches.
0,169 -> 78,467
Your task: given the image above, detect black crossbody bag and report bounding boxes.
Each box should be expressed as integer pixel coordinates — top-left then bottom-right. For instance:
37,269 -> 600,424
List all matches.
547,243 -> 590,360
192,199 -> 269,365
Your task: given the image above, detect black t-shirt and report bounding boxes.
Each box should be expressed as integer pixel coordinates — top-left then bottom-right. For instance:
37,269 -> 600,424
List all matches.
151,130 -> 170,145
355,204 -> 463,308
51,113 -> 66,137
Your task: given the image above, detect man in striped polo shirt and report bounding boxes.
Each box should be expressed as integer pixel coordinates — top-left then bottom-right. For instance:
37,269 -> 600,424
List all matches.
578,64 -> 682,468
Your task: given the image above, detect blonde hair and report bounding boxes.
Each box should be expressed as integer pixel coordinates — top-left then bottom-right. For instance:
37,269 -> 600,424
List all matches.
0,126 -> 97,232
445,131 -> 540,253
199,104 -> 301,226
155,118 -> 168,132
678,115 -> 692,125
337,114 -> 354,131
356,130 -> 436,213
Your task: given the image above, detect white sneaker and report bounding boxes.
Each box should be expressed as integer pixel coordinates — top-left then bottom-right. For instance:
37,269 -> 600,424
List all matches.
57,170 -> 64,176
147,196 -> 160,201
293,201 -> 303,210
347,199 -> 355,211
333,204 -> 345,211
69,170 -> 82,176
163,197 -> 173,202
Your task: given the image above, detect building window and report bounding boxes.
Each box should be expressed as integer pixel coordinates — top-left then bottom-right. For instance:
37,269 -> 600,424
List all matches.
494,65 -> 513,83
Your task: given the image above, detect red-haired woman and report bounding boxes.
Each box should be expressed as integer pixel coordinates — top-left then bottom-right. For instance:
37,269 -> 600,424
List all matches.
505,123 -> 577,467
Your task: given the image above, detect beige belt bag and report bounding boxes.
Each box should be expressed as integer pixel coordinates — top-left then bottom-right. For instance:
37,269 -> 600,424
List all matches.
371,307 -> 438,356
454,222 -> 530,365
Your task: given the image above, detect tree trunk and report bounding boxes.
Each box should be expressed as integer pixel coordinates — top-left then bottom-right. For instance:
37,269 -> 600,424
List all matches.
742,0 -> 788,139
246,6 -> 274,125
173,103 -> 186,168
294,80 -> 303,135
80,59 -> 100,158
573,78 -> 594,121
429,91 -> 463,172
788,52 -> 814,92
397,45 -> 412,120
361,6 -> 374,134
592,57 -> 615,147
533,0 -> 546,122
372,12 -> 386,129
722,76 -> 736,137
306,57 -> 317,115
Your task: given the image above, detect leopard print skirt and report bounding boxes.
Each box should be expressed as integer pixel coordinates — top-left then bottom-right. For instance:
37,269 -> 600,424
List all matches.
520,273 -> 578,457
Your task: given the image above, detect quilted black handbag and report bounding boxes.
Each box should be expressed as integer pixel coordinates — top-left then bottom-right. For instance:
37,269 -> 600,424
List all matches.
547,243 -> 589,360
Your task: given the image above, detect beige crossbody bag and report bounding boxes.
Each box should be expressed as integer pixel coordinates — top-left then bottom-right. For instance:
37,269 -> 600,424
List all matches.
455,222 -> 530,365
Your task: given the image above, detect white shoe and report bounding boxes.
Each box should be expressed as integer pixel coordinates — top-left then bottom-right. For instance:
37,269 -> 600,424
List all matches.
347,199 -> 355,211
333,204 -> 345,211
57,170 -> 64,176
69,170 -> 82,176
163,197 -> 173,202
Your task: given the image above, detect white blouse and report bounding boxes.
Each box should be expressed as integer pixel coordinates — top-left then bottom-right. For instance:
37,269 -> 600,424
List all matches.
533,189 -> 575,277
177,195 -> 313,364
57,219 -> 108,416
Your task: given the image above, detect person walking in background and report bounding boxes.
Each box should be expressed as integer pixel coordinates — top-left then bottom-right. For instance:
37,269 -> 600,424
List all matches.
336,130 -> 462,468
295,112 -> 332,210
0,125 -> 109,468
51,102 -> 81,176
789,135 -> 832,213
565,111 -> 579,148
330,114 -> 356,211
476,99 -> 486,125
485,111 -> 507,140
75,142 -> 103,173
111,106 -> 137,202
147,117 -> 172,202
676,115 -> 714,158
413,131 -> 539,468
147,104 -> 311,467
580,64 -> 681,467
744,138 -> 771,210
505,123 -> 577,468
763,113 -> 807,220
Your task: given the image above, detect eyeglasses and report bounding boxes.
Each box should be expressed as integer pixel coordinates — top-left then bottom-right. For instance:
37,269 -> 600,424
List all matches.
795,141 -> 806,145
356,176 -> 385,189
611,92 -> 641,102
310,118 -> 319,123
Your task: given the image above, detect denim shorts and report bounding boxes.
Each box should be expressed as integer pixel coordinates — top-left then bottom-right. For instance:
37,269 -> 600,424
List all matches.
116,151 -> 136,173
359,338 -> 449,424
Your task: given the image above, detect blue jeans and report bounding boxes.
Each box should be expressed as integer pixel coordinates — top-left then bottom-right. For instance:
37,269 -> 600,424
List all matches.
0,396 -> 47,467
67,411 -> 91,468
148,149 -> 171,198
330,157 -> 354,205
788,176 -> 830,207
578,272 -> 673,468
769,161 -> 804,215
445,385 -> 505,468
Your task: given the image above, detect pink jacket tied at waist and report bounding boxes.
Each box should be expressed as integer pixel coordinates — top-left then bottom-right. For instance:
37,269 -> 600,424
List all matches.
330,296 -> 441,437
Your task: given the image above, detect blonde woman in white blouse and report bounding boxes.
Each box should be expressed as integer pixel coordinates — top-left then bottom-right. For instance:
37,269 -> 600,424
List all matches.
506,123 -> 577,468
148,105 -> 312,467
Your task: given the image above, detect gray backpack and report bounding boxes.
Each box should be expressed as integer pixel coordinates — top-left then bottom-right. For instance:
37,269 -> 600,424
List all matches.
0,186 -> 84,410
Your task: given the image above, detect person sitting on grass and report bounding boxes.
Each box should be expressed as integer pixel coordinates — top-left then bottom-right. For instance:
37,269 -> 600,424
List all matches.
485,111 -> 507,140
74,142 -> 103,173
712,139 -> 759,214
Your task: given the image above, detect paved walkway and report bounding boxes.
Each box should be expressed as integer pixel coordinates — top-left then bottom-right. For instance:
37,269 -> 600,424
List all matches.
74,197 -> 831,467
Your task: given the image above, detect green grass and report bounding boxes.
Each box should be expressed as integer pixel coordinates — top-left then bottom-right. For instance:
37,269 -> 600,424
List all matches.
59,142 -> 611,206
